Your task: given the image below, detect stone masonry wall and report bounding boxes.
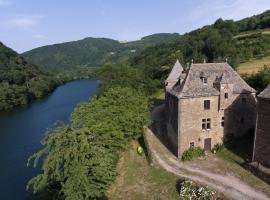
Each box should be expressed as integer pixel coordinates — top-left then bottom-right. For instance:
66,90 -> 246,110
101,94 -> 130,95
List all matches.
224,93 -> 256,137
178,96 -> 223,158
254,98 -> 270,168
165,92 -> 179,156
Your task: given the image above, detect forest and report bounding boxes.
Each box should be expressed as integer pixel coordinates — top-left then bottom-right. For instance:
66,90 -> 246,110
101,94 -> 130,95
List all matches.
131,10 -> 270,71
0,42 -> 62,111
22,33 -> 180,71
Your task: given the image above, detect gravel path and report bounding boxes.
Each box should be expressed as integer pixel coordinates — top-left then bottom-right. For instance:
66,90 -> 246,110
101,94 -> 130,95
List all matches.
144,104 -> 270,200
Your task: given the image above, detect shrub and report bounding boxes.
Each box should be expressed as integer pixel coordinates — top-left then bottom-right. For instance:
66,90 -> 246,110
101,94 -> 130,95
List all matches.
179,180 -> 216,200
181,147 -> 205,161
212,143 -> 225,153
179,180 -> 197,199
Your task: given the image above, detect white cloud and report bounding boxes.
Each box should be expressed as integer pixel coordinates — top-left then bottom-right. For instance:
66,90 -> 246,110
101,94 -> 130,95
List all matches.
0,0 -> 12,6
6,15 -> 43,30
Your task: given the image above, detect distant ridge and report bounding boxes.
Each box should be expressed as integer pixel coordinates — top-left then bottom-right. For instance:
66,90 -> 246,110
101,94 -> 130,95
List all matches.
22,33 -> 180,71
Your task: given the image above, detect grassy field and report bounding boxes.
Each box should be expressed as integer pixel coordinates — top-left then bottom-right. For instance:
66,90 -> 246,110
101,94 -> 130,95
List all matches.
233,28 -> 270,39
107,140 -> 180,200
238,55 -> 270,74
214,136 -> 270,197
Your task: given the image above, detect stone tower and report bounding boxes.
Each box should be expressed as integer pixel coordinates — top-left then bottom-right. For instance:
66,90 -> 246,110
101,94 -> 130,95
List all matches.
253,84 -> 270,168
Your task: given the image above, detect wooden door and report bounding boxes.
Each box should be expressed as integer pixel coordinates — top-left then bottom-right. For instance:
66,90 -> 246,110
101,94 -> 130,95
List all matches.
204,138 -> 211,151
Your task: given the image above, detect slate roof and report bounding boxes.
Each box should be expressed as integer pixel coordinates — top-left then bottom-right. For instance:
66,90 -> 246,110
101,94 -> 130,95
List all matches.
258,84 -> 270,99
165,60 -> 183,82
168,62 -> 256,98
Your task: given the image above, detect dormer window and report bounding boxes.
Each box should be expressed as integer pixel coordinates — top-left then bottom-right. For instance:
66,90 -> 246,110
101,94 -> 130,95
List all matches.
203,78 -> 207,84
201,77 -> 207,84
200,72 -> 207,84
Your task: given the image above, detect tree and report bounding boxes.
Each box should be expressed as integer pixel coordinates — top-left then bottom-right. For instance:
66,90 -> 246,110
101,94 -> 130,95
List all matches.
28,87 -> 150,199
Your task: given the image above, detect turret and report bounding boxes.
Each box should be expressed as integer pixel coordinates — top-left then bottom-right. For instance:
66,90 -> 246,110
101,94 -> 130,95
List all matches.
165,60 -> 183,91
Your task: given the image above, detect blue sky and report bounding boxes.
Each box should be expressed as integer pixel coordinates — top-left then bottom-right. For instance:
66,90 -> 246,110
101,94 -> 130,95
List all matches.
0,0 -> 270,53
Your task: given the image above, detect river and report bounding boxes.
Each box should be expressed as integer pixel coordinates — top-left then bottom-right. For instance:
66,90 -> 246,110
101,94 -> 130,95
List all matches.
0,80 -> 98,199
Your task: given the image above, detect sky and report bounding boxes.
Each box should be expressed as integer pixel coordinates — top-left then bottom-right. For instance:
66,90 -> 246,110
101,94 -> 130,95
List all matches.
0,0 -> 270,53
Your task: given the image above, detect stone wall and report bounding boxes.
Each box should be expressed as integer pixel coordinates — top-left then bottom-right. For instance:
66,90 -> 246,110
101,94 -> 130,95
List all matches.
224,93 -> 256,137
254,98 -> 270,168
165,92 -> 179,156
178,96 -> 223,157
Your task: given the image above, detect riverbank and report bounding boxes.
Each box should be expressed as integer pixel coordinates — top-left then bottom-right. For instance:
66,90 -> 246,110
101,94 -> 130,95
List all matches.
0,80 -> 98,200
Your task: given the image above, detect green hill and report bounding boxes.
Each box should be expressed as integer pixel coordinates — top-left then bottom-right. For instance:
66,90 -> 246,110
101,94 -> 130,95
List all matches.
0,42 -> 60,110
131,10 -> 270,71
22,33 -> 179,71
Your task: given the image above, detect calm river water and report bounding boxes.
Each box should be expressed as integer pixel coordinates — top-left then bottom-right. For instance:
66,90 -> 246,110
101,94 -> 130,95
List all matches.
0,80 -> 98,199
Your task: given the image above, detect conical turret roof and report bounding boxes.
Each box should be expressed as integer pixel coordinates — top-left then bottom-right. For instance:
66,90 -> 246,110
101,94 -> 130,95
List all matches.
166,60 -> 183,82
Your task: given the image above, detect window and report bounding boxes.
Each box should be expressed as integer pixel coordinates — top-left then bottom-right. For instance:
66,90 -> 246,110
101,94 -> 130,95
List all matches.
207,118 -> 211,129
224,93 -> 228,99
190,142 -> 195,148
242,98 -> 246,103
202,118 -> 211,130
221,117 -> 225,127
201,77 -> 207,84
202,119 -> 206,130
204,100 -> 210,110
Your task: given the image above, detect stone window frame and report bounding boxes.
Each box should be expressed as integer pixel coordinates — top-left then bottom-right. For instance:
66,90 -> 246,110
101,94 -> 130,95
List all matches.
204,100 -> 211,110
202,118 -> 211,130
200,77 -> 208,84
224,93 -> 229,99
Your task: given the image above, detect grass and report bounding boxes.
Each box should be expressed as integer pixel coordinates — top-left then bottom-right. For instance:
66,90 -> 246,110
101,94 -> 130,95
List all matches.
233,28 -> 270,39
106,140 -> 180,200
238,55 -> 270,75
215,136 -> 270,197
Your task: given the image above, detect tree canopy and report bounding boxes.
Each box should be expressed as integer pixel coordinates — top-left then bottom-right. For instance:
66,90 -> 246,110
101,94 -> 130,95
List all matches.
28,65 -> 151,199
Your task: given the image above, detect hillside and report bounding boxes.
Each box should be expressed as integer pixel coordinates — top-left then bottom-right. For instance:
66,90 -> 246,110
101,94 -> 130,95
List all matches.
0,42 -> 61,110
238,55 -> 270,74
131,10 -> 270,73
22,33 -> 179,71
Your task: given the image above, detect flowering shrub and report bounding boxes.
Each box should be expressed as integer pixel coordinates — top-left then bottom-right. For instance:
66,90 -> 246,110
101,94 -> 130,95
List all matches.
179,180 -> 216,200
181,147 -> 205,161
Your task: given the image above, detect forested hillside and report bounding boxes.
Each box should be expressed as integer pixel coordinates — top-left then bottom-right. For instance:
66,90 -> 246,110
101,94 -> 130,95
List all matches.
131,10 -> 270,72
0,42 -> 63,111
22,33 -> 179,71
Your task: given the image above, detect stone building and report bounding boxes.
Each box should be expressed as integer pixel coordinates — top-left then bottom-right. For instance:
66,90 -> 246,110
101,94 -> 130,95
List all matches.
165,61 -> 257,157
253,85 -> 270,168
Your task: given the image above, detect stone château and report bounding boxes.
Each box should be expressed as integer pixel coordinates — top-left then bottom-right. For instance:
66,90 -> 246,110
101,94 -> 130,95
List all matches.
253,84 -> 270,168
165,60 -> 257,158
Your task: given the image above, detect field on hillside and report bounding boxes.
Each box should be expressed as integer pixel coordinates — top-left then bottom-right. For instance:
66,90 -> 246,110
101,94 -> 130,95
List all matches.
238,55 -> 270,74
107,141 -> 180,200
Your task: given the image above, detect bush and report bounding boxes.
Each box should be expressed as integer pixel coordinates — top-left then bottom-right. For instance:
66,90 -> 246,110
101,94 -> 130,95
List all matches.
181,147 -> 205,161
179,180 -> 216,200
212,143 -> 225,153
